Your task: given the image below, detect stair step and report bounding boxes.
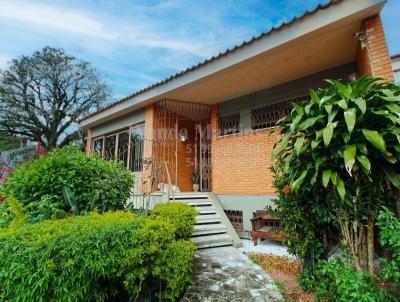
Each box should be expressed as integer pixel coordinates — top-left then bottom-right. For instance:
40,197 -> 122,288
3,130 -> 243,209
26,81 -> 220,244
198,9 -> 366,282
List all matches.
193,224 -> 227,236
195,206 -> 217,215
192,234 -> 233,249
170,194 -> 209,200
195,213 -> 221,224
186,201 -> 213,207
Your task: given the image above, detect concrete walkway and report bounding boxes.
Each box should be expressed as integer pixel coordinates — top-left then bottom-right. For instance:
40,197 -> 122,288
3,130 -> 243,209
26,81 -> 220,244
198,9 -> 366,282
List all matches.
181,247 -> 282,302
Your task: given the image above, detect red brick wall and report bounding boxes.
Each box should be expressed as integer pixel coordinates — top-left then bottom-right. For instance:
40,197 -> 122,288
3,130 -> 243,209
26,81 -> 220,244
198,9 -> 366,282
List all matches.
357,15 -> 394,80
210,105 -> 278,195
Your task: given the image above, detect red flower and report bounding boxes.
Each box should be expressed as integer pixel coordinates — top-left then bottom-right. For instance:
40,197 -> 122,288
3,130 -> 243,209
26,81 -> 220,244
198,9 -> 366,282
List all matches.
283,184 -> 291,194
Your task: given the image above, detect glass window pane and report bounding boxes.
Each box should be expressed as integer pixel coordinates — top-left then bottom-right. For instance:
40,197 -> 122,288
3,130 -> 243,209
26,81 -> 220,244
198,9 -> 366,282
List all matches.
129,125 -> 144,172
217,112 -> 240,136
93,138 -> 104,155
251,102 -> 292,130
105,135 -> 116,160
117,132 -> 129,167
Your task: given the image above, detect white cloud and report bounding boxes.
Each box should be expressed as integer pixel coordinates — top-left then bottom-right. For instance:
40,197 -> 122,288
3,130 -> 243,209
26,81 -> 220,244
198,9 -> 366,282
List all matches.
0,0 -> 116,40
0,53 -> 11,70
0,0 -> 213,57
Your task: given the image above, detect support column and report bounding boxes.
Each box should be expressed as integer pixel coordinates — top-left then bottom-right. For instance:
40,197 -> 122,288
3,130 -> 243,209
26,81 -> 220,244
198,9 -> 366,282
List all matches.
357,14 -> 394,80
85,128 -> 92,156
143,104 -> 154,160
142,104 -> 154,193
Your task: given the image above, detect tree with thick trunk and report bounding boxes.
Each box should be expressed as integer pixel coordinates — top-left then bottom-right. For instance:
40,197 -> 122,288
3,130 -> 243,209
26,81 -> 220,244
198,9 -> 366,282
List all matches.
0,47 -> 110,150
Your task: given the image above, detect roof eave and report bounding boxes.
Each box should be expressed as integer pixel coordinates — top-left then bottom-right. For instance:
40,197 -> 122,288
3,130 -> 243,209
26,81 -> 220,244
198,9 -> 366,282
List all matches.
80,0 -> 385,128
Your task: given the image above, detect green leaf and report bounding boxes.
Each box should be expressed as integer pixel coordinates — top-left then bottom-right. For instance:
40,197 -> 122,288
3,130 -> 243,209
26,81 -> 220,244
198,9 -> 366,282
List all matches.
342,132 -> 351,144
383,167 -> 400,189
353,97 -> 366,114
336,177 -> 346,199
322,169 -> 331,188
311,139 -> 321,149
331,171 -> 338,185
315,156 -> 326,171
291,170 -> 307,192
323,122 -> 337,147
362,129 -> 386,152
338,99 -> 348,110
272,132 -> 291,159
356,155 -> 371,173
385,103 -> 400,114
290,112 -> 304,131
328,109 -> 338,123
316,129 -> 323,140
297,116 -> 323,132
344,108 -> 356,133
324,104 -> 332,114
381,95 -> 400,102
343,145 -> 356,176
356,143 -> 368,155
294,137 -> 305,155
311,171 -> 318,185
383,151 -> 397,163
310,89 -> 319,104
305,103 -> 313,115
334,80 -> 351,98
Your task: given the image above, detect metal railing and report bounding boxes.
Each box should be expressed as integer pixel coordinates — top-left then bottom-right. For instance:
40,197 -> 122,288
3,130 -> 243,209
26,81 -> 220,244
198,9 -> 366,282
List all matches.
127,158 -> 176,211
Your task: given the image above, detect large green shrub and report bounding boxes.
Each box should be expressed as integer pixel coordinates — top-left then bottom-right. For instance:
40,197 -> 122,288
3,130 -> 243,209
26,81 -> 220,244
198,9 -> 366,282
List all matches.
0,211 -> 195,301
271,174 -> 337,272
376,207 -> 400,297
151,202 -> 196,238
305,257 -> 383,302
4,146 -> 133,221
273,77 -> 400,273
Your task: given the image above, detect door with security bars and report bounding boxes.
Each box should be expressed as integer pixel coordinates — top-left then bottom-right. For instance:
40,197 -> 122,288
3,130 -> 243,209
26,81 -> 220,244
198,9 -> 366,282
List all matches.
195,122 -> 212,191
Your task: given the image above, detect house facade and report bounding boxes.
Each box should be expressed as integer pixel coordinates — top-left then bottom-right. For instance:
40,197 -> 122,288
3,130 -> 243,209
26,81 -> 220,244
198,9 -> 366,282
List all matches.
80,0 -> 394,233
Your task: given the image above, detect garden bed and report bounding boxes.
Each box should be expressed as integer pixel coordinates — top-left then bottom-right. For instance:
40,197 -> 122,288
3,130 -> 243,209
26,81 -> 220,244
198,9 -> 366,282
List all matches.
248,253 -> 315,302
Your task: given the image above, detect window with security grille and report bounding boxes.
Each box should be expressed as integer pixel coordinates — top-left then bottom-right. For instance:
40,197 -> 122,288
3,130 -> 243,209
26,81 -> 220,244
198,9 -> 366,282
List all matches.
224,210 -> 243,231
129,125 -> 144,172
251,102 -> 292,130
104,135 -> 116,160
217,112 -> 240,136
93,138 -> 103,155
117,132 -> 129,167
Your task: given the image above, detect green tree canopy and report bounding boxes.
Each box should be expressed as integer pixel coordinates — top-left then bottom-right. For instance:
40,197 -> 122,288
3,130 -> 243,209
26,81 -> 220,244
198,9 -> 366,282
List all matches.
0,47 -> 110,150
273,77 -> 400,273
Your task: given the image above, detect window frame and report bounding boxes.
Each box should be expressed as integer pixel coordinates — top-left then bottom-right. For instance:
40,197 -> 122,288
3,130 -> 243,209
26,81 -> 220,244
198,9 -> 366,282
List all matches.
92,122 -> 145,172
217,112 -> 241,137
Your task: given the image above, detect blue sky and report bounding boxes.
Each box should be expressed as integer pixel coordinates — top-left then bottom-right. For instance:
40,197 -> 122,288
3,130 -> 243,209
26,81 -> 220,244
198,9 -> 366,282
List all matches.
0,0 -> 398,103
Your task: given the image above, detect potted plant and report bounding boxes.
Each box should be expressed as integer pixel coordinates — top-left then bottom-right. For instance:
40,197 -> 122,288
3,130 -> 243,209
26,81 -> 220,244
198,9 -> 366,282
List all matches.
192,168 -> 200,192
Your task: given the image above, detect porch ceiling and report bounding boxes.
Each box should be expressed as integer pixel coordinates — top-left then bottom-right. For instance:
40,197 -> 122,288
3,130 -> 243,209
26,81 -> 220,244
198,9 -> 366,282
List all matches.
81,0 -> 384,128
166,17 -> 361,105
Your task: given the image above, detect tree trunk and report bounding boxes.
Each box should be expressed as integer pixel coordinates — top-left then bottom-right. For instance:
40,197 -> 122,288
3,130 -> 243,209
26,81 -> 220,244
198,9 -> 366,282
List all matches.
367,217 -> 375,274
339,216 -> 374,273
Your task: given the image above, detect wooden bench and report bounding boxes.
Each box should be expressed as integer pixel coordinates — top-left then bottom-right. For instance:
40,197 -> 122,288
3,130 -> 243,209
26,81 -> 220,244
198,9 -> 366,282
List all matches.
250,210 -> 285,245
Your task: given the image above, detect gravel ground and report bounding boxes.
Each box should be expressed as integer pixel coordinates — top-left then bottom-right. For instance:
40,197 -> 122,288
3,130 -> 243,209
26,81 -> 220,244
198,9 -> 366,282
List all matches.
238,239 -> 296,259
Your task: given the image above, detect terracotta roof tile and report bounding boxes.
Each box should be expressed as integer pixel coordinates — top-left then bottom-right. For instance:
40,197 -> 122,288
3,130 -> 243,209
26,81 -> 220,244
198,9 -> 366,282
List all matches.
80,0 -> 342,122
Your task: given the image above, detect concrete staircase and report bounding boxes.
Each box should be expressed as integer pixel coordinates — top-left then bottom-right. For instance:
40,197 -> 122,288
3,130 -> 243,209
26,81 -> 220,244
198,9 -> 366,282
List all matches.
169,192 -> 242,249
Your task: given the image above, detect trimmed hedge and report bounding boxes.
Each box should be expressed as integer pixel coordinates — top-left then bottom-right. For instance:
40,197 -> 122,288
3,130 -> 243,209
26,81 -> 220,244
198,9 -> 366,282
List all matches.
0,211 -> 195,301
151,202 -> 197,238
4,146 -> 133,221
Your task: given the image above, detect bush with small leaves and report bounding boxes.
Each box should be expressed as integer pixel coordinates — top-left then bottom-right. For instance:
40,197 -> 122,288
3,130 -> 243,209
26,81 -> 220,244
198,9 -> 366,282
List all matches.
150,202 -> 196,239
0,211 -> 195,301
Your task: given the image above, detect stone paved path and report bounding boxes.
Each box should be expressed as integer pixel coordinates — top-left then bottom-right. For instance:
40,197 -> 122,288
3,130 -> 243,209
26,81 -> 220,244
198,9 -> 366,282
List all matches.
181,247 -> 282,302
